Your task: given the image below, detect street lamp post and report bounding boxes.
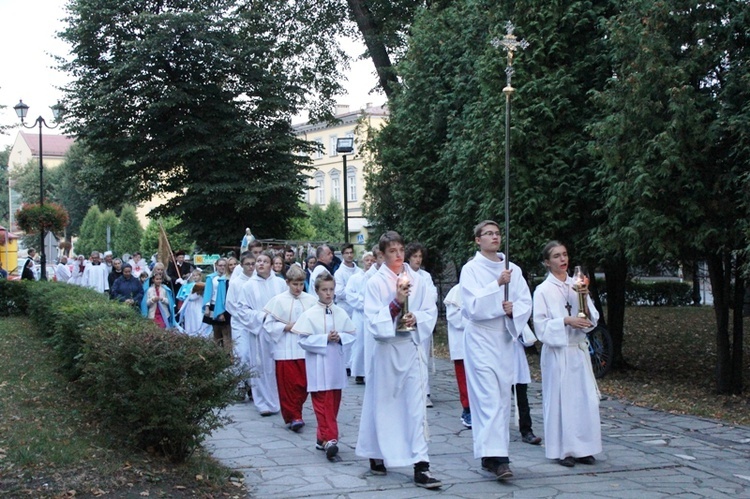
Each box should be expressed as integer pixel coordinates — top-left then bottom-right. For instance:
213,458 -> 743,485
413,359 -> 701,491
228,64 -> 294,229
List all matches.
336,137 -> 354,244
13,99 -> 62,281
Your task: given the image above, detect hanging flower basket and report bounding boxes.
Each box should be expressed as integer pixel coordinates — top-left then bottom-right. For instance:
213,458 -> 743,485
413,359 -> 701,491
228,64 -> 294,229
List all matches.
15,203 -> 70,235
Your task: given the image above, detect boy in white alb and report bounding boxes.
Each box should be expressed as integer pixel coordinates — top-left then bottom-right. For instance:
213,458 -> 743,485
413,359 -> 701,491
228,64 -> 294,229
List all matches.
263,266 -> 317,431
295,273 -> 355,461
236,252 -> 287,415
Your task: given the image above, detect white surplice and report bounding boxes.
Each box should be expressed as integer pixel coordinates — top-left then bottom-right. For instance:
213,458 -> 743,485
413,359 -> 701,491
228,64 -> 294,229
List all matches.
355,263 -> 437,467
444,284 -> 465,361
345,270 -> 369,377
236,273 -> 287,414
55,263 -> 72,283
295,302 -> 355,392
264,290 -> 317,361
459,252 -> 531,459
226,271 -> 252,373
333,263 -> 362,317
533,272 -> 602,460
416,268 -> 437,395
82,262 -> 110,293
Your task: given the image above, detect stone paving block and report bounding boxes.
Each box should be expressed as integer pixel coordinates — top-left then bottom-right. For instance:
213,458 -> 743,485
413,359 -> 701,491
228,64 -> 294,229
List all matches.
206,357 -> 750,498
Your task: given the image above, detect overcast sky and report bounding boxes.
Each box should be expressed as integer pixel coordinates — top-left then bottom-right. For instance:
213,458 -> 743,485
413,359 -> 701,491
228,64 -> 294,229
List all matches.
0,0 -> 385,150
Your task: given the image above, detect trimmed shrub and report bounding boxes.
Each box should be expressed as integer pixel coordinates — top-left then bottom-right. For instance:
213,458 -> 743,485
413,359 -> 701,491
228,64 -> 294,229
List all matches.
598,279 -> 693,306
80,324 -> 241,462
0,280 -> 31,316
26,283 -> 136,380
6,280 -> 243,463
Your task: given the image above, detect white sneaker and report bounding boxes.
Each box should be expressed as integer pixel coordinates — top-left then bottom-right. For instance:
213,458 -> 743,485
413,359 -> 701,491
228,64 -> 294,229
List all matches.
426,395 -> 433,408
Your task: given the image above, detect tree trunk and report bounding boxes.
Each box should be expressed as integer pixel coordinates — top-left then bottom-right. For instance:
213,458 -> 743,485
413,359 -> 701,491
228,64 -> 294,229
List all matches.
706,252 -> 732,394
346,0 -> 399,99
603,254 -> 627,368
731,254 -> 744,394
692,260 -> 702,305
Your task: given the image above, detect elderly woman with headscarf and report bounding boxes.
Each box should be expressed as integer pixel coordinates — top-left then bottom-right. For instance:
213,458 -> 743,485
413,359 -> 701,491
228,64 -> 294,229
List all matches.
111,264 -> 144,307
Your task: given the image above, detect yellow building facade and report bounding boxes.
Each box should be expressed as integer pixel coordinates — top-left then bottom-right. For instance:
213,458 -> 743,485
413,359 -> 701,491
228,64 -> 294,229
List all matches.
294,104 -> 388,248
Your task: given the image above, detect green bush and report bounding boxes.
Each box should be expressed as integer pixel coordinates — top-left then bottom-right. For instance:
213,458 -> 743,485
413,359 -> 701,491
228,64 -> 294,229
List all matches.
26,283 -> 136,380
80,324 -> 240,462
0,280 -> 31,316
4,280 -> 243,463
598,279 -> 693,306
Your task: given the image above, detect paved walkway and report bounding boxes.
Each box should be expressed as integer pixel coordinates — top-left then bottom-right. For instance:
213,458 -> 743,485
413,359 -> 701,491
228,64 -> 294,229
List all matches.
206,358 -> 750,498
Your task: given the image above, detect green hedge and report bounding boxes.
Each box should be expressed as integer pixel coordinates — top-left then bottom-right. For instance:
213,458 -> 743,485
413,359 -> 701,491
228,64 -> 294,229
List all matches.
597,279 -> 693,306
0,280 -> 242,462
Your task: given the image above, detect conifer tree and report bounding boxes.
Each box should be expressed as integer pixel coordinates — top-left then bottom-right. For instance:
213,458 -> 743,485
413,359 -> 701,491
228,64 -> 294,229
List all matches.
75,206 -> 102,256
114,206 -> 143,257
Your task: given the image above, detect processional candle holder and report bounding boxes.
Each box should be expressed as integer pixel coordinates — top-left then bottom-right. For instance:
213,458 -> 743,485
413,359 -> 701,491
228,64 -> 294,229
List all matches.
573,266 -> 589,319
396,274 -> 415,333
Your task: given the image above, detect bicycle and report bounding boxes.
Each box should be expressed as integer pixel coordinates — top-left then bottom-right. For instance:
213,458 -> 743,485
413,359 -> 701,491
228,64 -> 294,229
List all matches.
587,325 -> 613,379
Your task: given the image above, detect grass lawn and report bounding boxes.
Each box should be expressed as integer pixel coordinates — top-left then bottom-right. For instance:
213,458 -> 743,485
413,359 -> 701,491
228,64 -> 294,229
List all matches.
435,305 -> 750,427
0,316 -> 246,498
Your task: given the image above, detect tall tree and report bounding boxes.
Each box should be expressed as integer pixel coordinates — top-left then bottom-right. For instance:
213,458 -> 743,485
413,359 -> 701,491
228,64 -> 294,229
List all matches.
141,217 -> 194,260
55,142 -> 110,237
58,0 -> 348,251
95,209 -> 119,253
365,0 -> 618,283
591,0 -> 749,393
309,201 -> 345,243
114,205 -> 144,257
75,205 -> 102,257
11,159 -> 61,207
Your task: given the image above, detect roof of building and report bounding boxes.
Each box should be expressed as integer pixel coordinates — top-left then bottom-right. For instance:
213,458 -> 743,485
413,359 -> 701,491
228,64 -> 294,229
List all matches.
20,131 -> 75,158
293,103 -> 389,134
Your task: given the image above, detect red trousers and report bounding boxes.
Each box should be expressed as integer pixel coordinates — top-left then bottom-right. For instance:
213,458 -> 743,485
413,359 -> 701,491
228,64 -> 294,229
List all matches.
454,359 -> 470,410
311,389 -> 342,442
275,359 -> 308,423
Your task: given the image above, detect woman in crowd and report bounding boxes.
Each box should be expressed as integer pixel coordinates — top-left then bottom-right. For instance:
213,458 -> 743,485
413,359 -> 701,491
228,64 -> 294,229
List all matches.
532,240 -> 601,468
272,255 -> 285,278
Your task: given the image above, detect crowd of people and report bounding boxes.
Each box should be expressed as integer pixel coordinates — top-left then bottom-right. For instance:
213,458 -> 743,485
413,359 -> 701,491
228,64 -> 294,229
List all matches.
21,222 -> 601,489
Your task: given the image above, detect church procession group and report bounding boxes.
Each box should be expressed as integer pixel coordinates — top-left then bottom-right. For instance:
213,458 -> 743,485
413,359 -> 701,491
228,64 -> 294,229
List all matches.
49,220 -> 602,490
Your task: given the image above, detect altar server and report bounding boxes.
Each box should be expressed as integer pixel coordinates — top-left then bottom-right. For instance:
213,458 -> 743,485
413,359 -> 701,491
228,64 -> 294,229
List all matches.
533,241 -> 601,467
355,231 -> 442,490
236,252 -> 286,415
459,220 -> 532,481
263,266 -> 317,431
295,273 -> 355,461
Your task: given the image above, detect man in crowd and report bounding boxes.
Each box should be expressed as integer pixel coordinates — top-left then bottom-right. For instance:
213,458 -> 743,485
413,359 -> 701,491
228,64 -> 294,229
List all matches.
309,244 -> 333,285
55,256 -> 71,283
167,250 -> 194,297
82,251 -> 110,293
356,231 -> 442,489
459,220 -> 532,481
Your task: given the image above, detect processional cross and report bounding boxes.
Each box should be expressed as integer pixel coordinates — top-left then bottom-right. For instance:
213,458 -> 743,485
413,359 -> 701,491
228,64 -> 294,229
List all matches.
491,21 -> 529,301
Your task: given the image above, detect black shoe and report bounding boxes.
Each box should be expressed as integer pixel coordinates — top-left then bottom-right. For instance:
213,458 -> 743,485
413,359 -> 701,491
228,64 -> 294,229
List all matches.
522,432 -> 542,445
558,456 -> 576,467
346,368 -> 351,377
414,462 -> 442,489
355,376 -> 365,385
576,455 -> 596,465
495,463 -> 513,481
481,457 -> 500,474
369,459 -> 387,475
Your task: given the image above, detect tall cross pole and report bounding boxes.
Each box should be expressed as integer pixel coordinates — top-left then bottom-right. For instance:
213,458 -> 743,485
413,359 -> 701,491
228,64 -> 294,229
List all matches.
492,21 -> 528,300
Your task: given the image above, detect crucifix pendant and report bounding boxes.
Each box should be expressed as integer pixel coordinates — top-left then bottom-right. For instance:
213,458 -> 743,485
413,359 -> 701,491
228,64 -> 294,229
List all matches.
565,302 -> 572,316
